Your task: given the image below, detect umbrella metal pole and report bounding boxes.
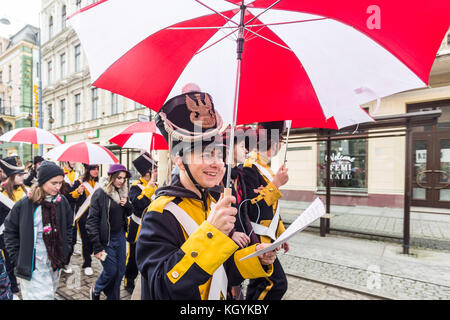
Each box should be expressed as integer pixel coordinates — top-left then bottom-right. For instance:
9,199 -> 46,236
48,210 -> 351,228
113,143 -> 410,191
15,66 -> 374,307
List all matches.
283,120 -> 292,164
224,2 -> 246,197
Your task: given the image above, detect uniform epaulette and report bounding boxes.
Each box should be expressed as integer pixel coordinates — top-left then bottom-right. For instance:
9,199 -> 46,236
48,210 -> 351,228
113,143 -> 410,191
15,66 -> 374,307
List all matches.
243,157 -> 255,168
147,195 -> 176,214
131,180 -> 141,187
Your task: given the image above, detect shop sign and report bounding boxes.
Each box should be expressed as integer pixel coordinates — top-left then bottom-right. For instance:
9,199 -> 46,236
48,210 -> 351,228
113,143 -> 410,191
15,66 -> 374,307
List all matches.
328,152 -> 355,180
86,129 -> 99,139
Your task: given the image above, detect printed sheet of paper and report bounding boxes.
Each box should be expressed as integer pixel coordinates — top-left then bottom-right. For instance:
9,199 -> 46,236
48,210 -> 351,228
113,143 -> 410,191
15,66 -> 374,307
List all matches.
240,197 -> 326,261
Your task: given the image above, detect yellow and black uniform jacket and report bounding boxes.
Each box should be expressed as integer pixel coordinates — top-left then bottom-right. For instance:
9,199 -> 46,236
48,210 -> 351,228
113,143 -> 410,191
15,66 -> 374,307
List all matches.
243,152 -> 286,244
127,178 -> 157,243
66,179 -> 97,221
0,186 -> 26,250
135,175 -> 273,300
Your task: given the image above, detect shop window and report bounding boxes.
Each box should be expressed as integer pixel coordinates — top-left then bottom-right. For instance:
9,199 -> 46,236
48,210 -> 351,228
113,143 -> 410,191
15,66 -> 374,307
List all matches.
317,138 -> 367,192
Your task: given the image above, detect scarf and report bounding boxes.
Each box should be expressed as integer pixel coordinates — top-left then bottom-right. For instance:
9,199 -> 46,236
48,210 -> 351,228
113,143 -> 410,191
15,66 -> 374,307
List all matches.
41,198 -> 65,271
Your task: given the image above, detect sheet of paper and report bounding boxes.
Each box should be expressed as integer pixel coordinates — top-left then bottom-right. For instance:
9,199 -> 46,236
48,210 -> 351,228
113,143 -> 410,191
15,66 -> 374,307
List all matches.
239,197 -> 326,261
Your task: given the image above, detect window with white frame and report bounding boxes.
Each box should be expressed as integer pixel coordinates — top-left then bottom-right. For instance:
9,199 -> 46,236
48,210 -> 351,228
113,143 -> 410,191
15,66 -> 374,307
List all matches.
74,44 -> 81,72
49,16 -> 53,39
91,88 -> 98,119
61,5 -> 67,29
111,93 -> 118,114
75,93 -> 81,122
60,99 -> 66,127
60,53 -> 66,79
47,60 -> 53,84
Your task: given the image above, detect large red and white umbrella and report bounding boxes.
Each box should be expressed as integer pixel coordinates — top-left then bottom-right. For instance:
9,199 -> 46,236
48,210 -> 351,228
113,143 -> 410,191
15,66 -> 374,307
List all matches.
43,141 -> 119,164
0,127 -> 64,146
68,0 -> 449,129
109,121 -> 168,151
69,0 -> 449,187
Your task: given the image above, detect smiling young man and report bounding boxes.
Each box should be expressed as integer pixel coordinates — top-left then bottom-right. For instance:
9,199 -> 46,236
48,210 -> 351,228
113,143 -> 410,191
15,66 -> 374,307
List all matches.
135,91 -> 277,300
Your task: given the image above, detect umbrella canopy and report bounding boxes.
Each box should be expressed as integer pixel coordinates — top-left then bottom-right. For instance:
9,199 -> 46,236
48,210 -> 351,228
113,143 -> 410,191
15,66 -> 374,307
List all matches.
68,0 -> 449,129
44,141 -> 119,164
108,121 -> 168,151
0,127 -> 64,146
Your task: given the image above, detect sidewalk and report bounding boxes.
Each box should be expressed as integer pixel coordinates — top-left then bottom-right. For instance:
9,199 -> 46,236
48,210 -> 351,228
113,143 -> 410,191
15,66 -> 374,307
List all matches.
278,230 -> 450,300
279,200 -> 450,250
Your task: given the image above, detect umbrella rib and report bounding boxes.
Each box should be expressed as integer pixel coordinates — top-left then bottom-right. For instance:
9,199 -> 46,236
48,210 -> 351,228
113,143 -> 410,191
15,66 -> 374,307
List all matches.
246,17 -> 328,28
194,0 -> 239,26
245,0 -> 282,26
243,27 -> 292,51
167,26 -> 238,30
195,27 -> 240,55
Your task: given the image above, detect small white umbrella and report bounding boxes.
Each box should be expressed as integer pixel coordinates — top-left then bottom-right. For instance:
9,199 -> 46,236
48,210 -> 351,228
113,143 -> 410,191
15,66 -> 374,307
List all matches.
44,141 -> 119,164
0,127 -> 64,146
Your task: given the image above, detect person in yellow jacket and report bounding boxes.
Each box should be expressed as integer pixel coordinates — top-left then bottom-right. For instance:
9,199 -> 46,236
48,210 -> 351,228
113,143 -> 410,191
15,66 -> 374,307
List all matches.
135,90 -> 277,300
66,164 -> 100,276
124,152 -> 158,294
243,121 -> 290,300
60,161 -> 80,274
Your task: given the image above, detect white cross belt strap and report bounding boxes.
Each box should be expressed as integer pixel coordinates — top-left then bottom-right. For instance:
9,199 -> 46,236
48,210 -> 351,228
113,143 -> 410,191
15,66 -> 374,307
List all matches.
0,192 -> 16,235
73,182 -> 99,222
131,213 -> 141,226
250,204 -> 280,241
253,162 -> 274,183
165,202 -> 227,300
0,192 -> 15,210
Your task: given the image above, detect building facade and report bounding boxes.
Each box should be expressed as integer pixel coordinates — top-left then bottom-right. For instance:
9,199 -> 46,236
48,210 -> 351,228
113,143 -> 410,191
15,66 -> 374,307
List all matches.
278,28 -> 450,211
0,24 -> 39,162
40,0 -> 155,178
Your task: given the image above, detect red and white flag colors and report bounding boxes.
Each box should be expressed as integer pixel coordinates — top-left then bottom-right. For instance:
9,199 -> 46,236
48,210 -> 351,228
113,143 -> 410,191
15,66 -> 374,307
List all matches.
44,141 -> 119,164
0,127 -> 64,146
109,121 -> 168,151
68,0 -> 450,129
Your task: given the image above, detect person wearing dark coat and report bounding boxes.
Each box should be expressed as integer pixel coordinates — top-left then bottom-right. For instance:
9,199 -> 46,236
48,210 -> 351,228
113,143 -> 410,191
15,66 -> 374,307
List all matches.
24,156 -> 44,187
65,164 -> 100,275
3,161 -> 73,300
213,126 -> 260,300
124,153 -> 157,294
0,156 -> 27,294
87,164 -> 133,300
242,121 -> 290,301
135,91 -> 277,300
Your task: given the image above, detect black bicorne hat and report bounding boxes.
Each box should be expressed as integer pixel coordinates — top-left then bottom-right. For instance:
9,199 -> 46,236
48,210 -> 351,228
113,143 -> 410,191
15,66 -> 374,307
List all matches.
256,120 -> 286,144
155,91 -> 224,156
0,156 -> 25,177
133,152 -> 157,176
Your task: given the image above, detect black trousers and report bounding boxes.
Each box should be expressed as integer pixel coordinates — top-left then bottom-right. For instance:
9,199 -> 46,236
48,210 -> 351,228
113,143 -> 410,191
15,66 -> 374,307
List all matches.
77,213 -> 93,268
124,241 -> 138,289
245,257 -> 287,300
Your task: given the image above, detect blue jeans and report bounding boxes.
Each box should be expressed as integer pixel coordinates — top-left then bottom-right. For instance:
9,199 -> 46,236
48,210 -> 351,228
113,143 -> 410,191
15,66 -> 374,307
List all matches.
94,230 -> 126,300
0,252 -> 12,300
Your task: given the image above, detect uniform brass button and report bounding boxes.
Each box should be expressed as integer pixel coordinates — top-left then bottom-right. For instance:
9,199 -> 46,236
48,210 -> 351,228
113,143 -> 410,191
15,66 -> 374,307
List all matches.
171,271 -> 179,279
269,188 -> 274,192
206,232 -> 213,239
262,193 -> 266,196
191,251 -> 198,258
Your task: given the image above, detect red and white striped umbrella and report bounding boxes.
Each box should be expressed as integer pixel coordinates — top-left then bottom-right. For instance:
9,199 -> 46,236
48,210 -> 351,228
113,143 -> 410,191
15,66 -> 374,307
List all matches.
43,141 -> 119,164
68,0 -> 450,129
0,127 -> 64,146
109,121 -> 168,151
